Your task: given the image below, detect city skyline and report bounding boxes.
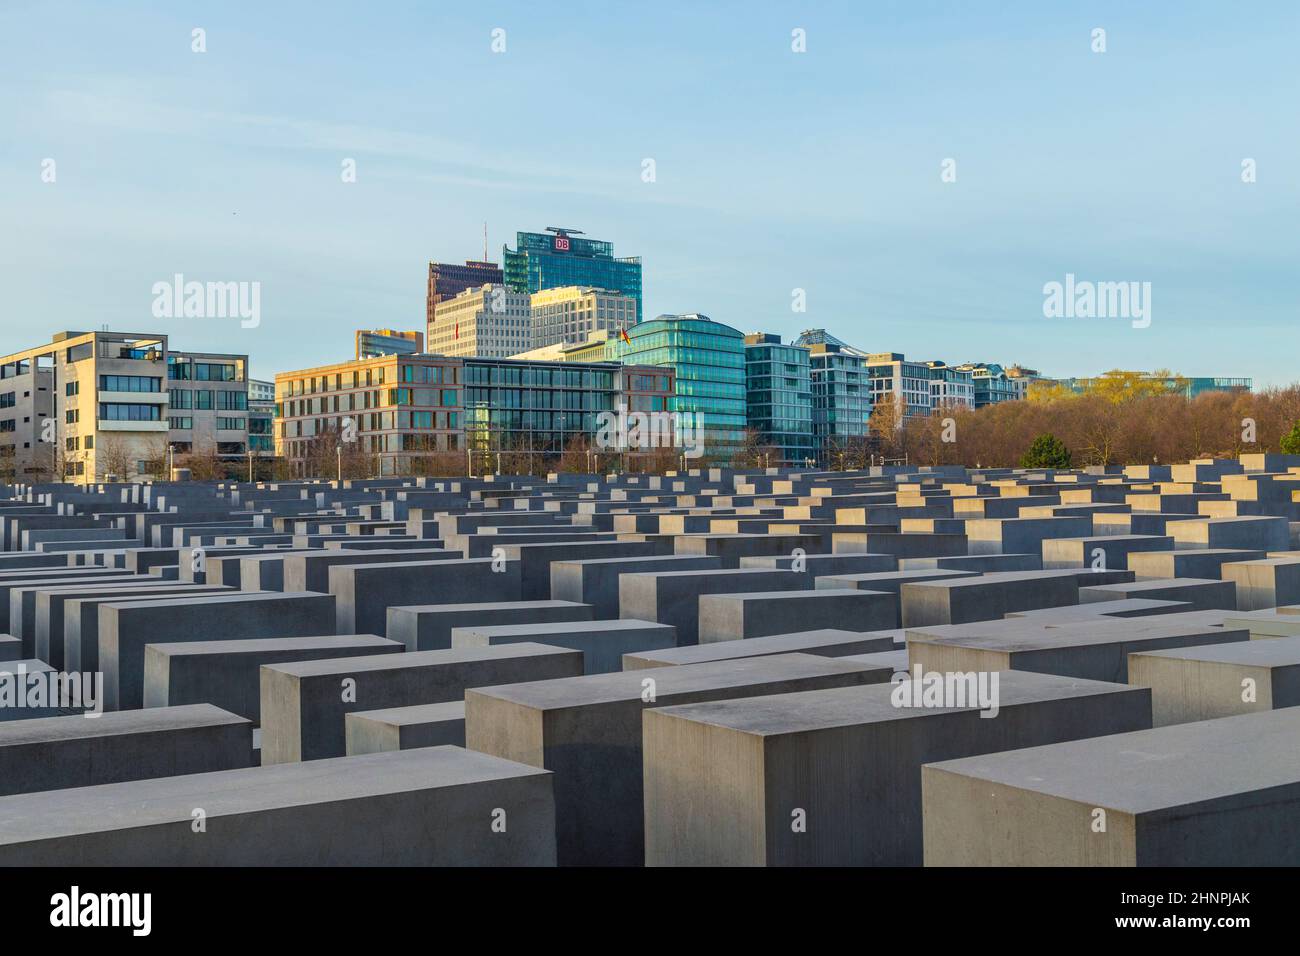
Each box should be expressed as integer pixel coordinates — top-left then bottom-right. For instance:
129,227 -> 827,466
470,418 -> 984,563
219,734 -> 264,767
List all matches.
2,2 -> 1297,384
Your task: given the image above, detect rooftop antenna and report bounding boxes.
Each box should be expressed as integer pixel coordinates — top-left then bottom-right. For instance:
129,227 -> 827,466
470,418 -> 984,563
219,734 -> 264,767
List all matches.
483,222 -> 488,262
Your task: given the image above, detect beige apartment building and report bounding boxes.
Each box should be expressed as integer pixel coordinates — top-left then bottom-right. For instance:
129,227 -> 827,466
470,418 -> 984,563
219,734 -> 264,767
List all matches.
0,331 -> 250,483
426,284 -> 532,358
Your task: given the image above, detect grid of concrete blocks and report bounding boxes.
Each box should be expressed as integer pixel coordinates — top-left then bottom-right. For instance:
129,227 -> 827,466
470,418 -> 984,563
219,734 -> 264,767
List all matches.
1,453 -> 1299,866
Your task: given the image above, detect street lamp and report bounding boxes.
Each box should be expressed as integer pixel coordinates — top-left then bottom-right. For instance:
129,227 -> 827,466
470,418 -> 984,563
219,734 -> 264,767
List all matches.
168,443 -> 175,480
336,442 -> 342,483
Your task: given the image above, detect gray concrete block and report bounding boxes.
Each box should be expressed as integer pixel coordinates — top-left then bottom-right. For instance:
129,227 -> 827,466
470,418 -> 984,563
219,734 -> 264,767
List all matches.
1079,577 -> 1236,611
922,708 -> 1300,865
345,701 -> 466,754
908,617 -> 1250,683
387,600 -> 594,651
98,592 -> 336,710
643,670 -> 1151,866
282,548 -> 457,593
1127,548 -> 1266,581
1128,636 -> 1300,725
901,571 -> 1079,627
330,558 -> 522,636
502,539 -> 664,600
465,653 -> 886,866
0,704 -> 252,796
1041,535 -> 1174,571
1220,558 -> 1300,611
622,628 -> 895,670
451,619 -> 675,674
697,588 -> 896,642
550,555 -> 723,619
143,634 -> 403,723
618,568 -> 805,646
0,746 -> 556,865
261,642 -> 583,764
966,516 -> 1092,556
1168,515 -> 1290,552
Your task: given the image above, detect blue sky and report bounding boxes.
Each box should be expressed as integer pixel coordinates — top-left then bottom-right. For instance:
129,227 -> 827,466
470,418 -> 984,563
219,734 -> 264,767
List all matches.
1,1 -> 1296,384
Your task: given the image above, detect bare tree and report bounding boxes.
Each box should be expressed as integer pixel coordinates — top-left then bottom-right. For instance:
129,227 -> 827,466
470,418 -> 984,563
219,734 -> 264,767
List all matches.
96,435 -> 134,481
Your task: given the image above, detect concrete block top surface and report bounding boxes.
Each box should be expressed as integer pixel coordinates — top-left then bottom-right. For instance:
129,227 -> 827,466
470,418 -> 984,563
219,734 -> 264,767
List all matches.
103,590 -> 326,610
648,669 -> 1144,736
923,708 -> 1300,813
624,629 -> 895,667
1130,634 -> 1300,666
391,600 -> 589,614
147,635 -> 394,657
455,619 -> 668,636
470,653 -> 875,709
906,618 -> 1243,651
346,701 -> 466,727
264,641 -> 577,678
0,703 -> 247,745
0,745 -> 548,842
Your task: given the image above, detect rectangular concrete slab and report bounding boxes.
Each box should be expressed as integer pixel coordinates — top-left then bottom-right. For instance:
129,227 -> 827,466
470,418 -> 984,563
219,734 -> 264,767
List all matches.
622,628 -> 896,670
345,701 -> 466,755
143,634 -> 403,723
643,670 -> 1151,865
451,619 -> 675,674
260,642 -> 583,764
465,652 -> 887,866
921,708 -> 1300,866
386,600 -> 594,652
697,588 -> 896,642
0,745 -> 556,865
1128,635 -> 1300,725
0,703 -> 253,796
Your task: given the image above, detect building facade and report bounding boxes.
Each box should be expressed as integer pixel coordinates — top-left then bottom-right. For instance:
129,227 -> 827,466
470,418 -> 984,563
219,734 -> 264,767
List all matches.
275,353 -> 673,476
609,314 -> 746,463
356,329 -> 424,359
529,286 -> 638,350
925,361 -> 976,409
743,334 -> 815,466
165,351 -> 252,462
275,353 -> 463,477
0,331 -> 250,483
248,378 -> 276,454
426,259 -> 503,344
955,362 -> 1019,408
462,358 -> 674,471
427,284 -> 533,358
867,353 -> 939,419
503,228 -> 642,322
808,342 -> 872,454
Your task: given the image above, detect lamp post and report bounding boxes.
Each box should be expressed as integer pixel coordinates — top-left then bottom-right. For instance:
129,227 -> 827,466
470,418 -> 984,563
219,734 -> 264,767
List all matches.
168,443 -> 175,480
247,447 -> 255,483
336,442 -> 342,484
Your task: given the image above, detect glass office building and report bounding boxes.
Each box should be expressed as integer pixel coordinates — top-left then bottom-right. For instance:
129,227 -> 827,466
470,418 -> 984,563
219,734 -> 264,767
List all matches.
461,357 -> 672,470
744,334 -> 815,466
610,314 -> 746,463
503,229 -> 643,322
808,343 -> 872,454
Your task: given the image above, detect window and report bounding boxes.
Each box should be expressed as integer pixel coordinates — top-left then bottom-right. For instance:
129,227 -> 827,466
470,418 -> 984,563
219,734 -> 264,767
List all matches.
169,389 -> 193,409
216,417 -> 244,430
216,390 -> 247,411
195,390 -> 214,410
98,403 -> 162,421
0,392 -> 13,408
169,416 -> 193,430
84,436 -> 93,449
64,381 -> 79,397
100,375 -> 162,393
65,409 -> 78,424
195,363 -> 236,382
0,420 -> 14,433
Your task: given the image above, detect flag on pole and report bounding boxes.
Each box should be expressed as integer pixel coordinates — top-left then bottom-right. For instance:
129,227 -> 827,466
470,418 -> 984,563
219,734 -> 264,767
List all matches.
619,326 -> 631,345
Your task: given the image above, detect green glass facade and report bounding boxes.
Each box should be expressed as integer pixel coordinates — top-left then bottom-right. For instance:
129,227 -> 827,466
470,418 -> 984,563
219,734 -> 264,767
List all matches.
503,230 -> 643,322
810,344 -> 872,447
610,314 -> 746,462
462,358 -> 617,458
744,336 -> 815,465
